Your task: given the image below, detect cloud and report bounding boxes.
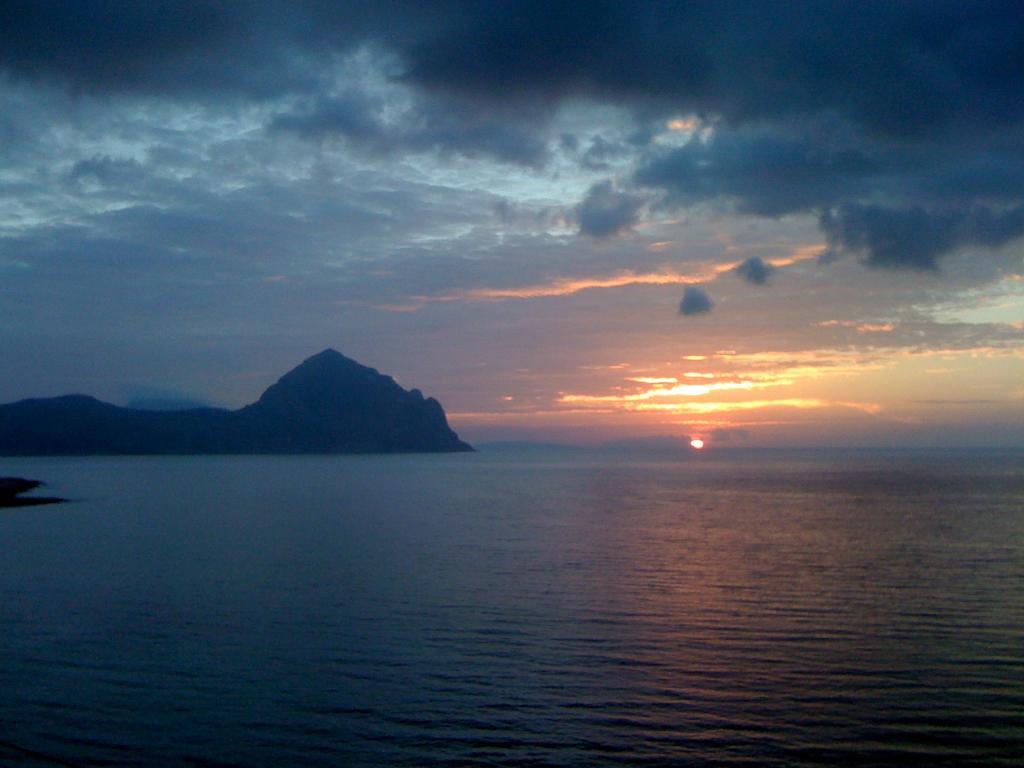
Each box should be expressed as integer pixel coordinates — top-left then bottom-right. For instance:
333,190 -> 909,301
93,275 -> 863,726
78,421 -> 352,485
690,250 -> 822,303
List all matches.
821,204 -> 1024,270
734,256 -> 774,285
399,2 -> 1024,137
679,286 -> 713,316
5,3 -> 1023,143
635,125 -> 878,217
272,88 -> 550,166
576,181 -> 644,238
0,2 -> 441,100
5,3 -> 1024,231
579,134 -> 634,171
632,120 -> 1024,268
69,155 -> 145,186
0,1 -> 296,98
393,2 -> 1024,270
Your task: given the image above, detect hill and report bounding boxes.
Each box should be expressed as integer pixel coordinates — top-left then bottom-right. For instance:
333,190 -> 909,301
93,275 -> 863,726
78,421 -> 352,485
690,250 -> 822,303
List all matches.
0,350 -> 472,455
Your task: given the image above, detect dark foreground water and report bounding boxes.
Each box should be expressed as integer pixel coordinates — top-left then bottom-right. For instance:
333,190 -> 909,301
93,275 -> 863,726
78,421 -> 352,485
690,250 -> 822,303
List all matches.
1,449 -> 1022,767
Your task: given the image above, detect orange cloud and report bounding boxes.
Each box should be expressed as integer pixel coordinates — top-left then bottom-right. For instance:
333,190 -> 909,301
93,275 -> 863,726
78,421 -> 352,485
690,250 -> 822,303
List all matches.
455,267 -> 721,300
817,319 -> 896,333
627,376 -> 679,384
343,240 -> 830,312
647,240 -> 675,252
416,242 -> 829,306
666,117 -> 702,132
561,379 -> 759,403
768,243 -> 826,267
625,399 -> 882,415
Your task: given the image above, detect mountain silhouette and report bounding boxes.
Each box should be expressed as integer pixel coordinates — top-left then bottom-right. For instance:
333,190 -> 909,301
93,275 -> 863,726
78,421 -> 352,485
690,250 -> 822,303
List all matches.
0,349 -> 472,455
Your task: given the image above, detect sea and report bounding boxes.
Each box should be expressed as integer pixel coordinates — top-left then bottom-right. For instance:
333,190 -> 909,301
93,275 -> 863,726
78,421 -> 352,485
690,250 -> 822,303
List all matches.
1,448 -> 1022,767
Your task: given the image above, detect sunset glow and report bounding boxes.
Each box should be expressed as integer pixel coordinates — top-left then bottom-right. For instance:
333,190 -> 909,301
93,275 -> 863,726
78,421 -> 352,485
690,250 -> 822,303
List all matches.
0,4 -> 1021,450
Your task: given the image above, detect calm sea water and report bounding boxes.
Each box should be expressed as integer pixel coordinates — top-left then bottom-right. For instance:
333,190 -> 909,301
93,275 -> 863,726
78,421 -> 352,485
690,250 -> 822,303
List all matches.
1,449 -> 1022,767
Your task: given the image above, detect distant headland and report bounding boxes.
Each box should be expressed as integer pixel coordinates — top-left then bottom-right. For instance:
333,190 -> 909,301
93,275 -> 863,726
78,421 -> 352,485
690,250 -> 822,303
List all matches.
0,349 -> 473,455
0,478 -> 65,507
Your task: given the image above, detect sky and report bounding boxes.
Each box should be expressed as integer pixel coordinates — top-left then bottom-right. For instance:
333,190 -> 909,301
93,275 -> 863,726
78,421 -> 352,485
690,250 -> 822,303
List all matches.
1,1 -> 1023,447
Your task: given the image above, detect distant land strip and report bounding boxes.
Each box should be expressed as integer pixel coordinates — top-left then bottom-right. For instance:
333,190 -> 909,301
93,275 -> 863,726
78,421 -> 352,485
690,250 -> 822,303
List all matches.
0,478 -> 65,508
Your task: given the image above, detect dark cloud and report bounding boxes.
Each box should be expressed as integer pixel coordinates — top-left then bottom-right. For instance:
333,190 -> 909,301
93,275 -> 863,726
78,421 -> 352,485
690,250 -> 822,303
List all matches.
272,91 -> 383,144
4,2 -> 1024,209
395,1 -> 1024,267
69,155 -> 146,188
734,256 -> 775,285
635,125 -> 878,217
559,133 -> 579,152
271,90 -> 549,166
576,181 -> 644,238
2,1 -> 1023,318
5,2 -> 1022,140
821,204 -> 1024,270
679,286 -> 713,316
0,1 -> 281,97
0,1 -> 441,99
632,122 -> 1024,267
400,1 -> 1024,137
579,135 -> 633,171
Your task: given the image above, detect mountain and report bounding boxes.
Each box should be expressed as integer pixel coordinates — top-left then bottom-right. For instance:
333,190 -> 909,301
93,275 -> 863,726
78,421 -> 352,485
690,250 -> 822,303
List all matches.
0,350 -> 472,455
126,397 -> 212,412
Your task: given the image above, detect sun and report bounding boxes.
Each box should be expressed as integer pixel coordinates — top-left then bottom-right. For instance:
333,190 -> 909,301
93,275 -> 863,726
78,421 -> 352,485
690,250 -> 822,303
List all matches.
689,438 -> 705,450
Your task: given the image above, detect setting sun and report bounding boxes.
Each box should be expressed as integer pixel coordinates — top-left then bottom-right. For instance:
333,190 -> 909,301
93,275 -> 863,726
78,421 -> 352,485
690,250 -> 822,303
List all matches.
690,438 -> 705,450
